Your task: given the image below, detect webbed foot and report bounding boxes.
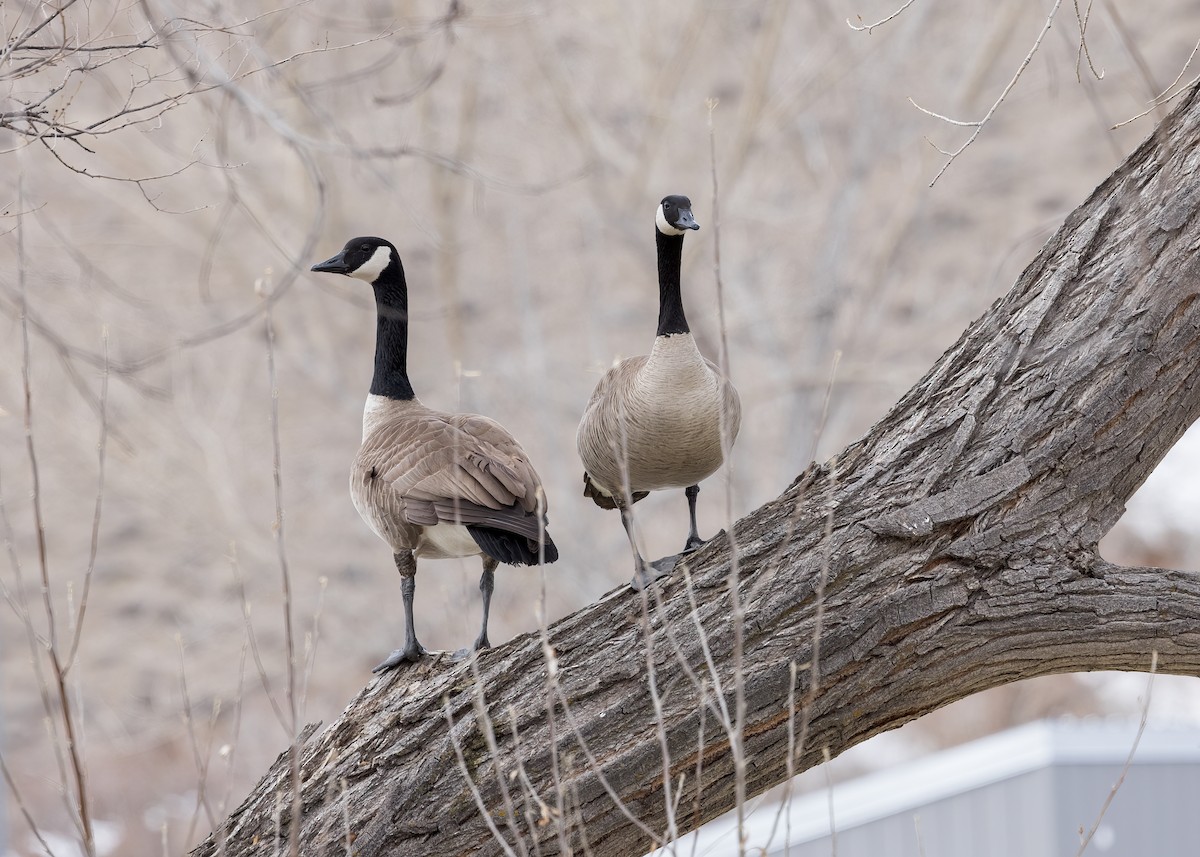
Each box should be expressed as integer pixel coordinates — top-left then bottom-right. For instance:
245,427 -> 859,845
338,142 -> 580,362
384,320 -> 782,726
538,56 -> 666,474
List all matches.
451,635 -> 492,661
372,642 -> 429,673
629,554 -> 681,591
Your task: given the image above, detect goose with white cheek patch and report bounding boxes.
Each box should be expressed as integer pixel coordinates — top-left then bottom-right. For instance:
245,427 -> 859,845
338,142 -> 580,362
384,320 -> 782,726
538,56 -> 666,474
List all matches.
576,195 -> 741,590
312,236 -> 559,672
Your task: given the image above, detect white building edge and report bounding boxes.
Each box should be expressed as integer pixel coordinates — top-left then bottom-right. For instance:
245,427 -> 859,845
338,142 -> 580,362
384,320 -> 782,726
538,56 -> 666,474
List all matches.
666,719 -> 1200,856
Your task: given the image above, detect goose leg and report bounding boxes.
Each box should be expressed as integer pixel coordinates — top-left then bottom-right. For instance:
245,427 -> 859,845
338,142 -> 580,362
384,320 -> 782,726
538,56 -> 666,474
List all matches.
683,484 -> 705,552
625,506 -> 675,590
373,552 -> 427,672
474,556 -> 497,651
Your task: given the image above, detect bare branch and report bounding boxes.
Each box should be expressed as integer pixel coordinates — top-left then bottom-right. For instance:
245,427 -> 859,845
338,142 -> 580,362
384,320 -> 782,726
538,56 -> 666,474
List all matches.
846,0 -> 920,35
1072,0 -> 1104,82
910,0 -> 1065,185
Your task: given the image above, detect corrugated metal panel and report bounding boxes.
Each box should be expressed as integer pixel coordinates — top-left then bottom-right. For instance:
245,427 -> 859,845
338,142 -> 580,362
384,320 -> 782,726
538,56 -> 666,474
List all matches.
1051,763 -> 1200,856
766,769 -> 1056,857
673,722 -> 1200,857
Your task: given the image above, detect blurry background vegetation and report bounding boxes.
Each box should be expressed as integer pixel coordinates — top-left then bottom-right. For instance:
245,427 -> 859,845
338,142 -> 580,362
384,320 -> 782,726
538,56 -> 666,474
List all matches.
3,0 -> 1200,854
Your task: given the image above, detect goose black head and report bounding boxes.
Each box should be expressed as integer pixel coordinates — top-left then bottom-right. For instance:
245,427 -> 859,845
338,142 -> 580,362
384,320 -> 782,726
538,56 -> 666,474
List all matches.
656,195 -> 700,236
311,237 -> 399,284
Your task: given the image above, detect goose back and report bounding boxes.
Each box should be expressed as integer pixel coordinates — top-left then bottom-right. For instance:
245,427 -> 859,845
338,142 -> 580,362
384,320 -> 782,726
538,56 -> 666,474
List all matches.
354,395 -> 551,559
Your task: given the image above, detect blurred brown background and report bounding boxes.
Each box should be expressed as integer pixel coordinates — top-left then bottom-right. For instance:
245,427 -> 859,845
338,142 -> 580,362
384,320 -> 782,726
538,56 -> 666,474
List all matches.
2,1 -> 1199,854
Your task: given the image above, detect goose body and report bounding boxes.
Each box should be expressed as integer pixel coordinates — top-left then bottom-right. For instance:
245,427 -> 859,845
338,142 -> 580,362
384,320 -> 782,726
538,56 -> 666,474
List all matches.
312,237 -> 557,670
352,395 -> 553,565
579,336 -> 739,501
577,195 -> 740,588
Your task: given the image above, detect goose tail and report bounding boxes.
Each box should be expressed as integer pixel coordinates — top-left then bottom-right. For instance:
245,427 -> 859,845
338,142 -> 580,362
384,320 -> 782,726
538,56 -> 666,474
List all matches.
583,472 -> 648,510
468,525 -> 559,566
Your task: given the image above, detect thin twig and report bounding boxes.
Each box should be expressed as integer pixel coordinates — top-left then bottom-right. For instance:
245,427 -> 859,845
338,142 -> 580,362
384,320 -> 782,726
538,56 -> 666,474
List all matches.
228,544 -> 288,731
910,0 -> 1065,185
262,282 -> 302,857
707,99 -> 748,856
822,747 -> 837,857
637,587 -> 680,854
443,696 -> 521,857
18,169 -> 96,857
846,0 -> 920,34
505,703 -> 555,852
178,636 -> 223,845
687,680 -> 708,857
537,543 -> 574,855
758,662 -> 798,853
467,657 -> 532,857
64,327 -> 110,672
0,750 -> 60,857
1075,651 -> 1158,856
806,351 -> 843,470
550,680 -> 666,846
1072,0 -> 1103,82
794,457 -> 839,765
1117,16 -> 1197,124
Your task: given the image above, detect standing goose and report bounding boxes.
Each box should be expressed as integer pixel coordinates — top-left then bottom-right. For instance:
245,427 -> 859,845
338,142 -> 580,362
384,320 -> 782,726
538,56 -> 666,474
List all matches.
312,236 -> 559,671
577,195 -> 741,590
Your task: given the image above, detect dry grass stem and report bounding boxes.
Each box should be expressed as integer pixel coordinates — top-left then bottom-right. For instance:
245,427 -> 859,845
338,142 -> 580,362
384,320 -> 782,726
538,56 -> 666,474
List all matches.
177,636 -> 222,846
229,545 -> 289,730
638,588 -> 681,853
64,327 -> 109,673
468,657 -> 532,857
262,291 -> 302,857
822,746 -> 837,857
1074,651 -> 1158,856
794,457 -> 839,772
0,750 -> 59,857
443,695 -> 521,857
16,169 -> 96,857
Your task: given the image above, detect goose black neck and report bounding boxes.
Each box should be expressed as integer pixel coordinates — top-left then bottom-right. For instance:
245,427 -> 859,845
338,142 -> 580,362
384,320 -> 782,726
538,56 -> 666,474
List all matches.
369,259 -> 416,401
656,229 -> 690,336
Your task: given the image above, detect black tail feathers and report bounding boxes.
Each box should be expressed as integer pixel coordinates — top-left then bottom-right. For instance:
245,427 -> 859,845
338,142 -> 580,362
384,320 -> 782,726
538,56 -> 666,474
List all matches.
468,525 -> 559,566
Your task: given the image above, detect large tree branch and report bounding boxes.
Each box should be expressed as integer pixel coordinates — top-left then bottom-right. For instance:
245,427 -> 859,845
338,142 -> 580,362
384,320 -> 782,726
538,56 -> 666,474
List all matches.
192,82 -> 1200,857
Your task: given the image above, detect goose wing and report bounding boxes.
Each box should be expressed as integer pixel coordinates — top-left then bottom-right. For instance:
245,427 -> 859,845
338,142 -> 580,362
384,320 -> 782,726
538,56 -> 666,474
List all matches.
360,411 -> 547,540
703,356 -> 743,446
581,356 -> 646,412
576,356 -> 647,503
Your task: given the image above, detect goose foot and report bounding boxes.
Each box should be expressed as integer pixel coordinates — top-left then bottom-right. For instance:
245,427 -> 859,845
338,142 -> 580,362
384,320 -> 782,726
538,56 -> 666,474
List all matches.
682,527 -> 727,556
451,636 -> 492,661
629,555 -> 681,591
372,642 -> 429,673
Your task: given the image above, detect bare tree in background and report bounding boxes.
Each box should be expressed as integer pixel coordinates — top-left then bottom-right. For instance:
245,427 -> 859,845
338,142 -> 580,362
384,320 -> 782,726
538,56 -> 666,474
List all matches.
188,80 -> 1200,857
6,1 -> 1200,855
2,2 -> 468,854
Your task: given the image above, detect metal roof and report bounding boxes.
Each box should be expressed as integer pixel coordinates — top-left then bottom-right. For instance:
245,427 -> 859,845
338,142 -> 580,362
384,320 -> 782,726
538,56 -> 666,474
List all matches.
673,719 -> 1200,856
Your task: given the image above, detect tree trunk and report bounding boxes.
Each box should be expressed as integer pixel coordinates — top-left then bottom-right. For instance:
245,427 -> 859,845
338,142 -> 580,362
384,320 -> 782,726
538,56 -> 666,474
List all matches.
191,84 -> 1200,857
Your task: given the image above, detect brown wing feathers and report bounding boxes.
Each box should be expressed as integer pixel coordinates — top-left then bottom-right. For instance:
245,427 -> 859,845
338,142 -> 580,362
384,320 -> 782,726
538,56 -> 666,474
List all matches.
365,407 -> 556,561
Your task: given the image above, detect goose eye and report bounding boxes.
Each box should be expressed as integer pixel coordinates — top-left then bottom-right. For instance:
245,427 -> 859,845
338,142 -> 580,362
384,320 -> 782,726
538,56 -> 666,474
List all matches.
360,243 -> 370,251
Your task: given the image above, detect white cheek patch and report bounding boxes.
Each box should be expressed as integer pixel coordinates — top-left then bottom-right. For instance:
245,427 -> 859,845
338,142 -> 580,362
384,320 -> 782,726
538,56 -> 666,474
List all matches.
656,205 -> 687,236
350,245 -> 393,282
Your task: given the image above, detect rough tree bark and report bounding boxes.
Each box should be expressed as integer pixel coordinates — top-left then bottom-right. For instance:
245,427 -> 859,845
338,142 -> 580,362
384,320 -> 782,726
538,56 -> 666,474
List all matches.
193,85 -> 1200,857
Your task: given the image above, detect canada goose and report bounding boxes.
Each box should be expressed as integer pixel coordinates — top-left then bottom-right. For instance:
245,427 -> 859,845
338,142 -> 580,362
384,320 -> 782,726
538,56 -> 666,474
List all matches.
577,195 -> 741,590
311,236 -> 559,671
